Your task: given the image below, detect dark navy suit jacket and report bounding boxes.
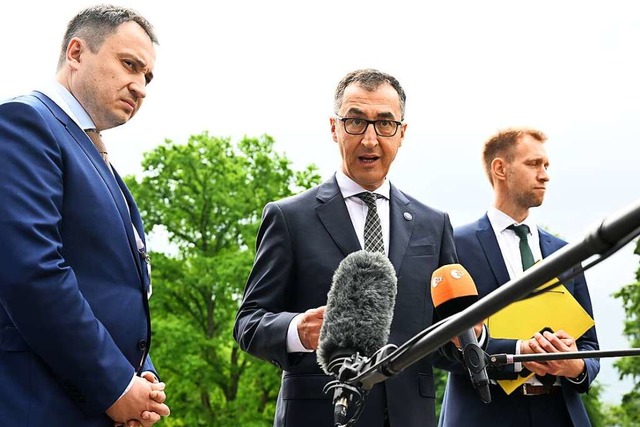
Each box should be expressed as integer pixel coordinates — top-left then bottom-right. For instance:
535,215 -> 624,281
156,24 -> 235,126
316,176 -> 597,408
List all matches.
234,176 -> 458,427
439,214 -> 599,427
0,92 -> 155,426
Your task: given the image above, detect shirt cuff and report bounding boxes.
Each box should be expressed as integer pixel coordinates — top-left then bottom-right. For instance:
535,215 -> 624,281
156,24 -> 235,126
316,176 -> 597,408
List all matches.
117,375 -> 136,400
286,313 -> 313,353
514,340 -> 523,372
477,324 -> 487,347
566,369 -> 587,384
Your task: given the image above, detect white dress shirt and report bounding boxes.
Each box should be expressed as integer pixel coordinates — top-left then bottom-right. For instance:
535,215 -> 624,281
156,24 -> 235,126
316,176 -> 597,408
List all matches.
487,207 -> 552,385
286,171 -> 390,353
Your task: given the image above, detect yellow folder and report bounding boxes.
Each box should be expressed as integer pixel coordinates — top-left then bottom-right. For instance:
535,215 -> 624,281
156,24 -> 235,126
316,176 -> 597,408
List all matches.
485,277 -> 595,394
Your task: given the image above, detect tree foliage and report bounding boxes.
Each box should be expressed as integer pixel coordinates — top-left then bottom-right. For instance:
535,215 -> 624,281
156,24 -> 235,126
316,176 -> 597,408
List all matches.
125,133 -> 321,425
612,239 -> 640,425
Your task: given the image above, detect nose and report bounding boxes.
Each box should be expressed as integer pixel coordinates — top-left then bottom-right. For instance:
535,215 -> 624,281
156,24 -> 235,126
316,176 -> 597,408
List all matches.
538,166 -> 550,182
129,75 -> 147,100
360,123 -> 379,148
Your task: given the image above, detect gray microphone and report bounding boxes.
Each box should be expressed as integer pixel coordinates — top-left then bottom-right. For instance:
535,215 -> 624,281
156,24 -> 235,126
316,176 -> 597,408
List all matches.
317,250 -> 397,425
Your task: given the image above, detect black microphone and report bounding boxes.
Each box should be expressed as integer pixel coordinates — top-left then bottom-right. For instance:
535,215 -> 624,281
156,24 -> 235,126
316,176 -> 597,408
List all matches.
317,250 -> 397,426
431,264 -> 491,403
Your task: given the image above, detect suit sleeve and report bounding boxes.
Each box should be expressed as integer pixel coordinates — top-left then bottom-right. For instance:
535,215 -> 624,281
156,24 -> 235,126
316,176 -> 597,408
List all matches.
432,212 -> 468,368
0,101 -> 134,414
233,202 -> 300,371
438,213 -> 459,266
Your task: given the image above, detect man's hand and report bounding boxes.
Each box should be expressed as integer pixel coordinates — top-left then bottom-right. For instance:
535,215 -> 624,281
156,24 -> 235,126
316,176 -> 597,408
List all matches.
521,329 -> 585,378
107,376 -> 170,427
451,322 -> 485,349
298,306 -> 326,350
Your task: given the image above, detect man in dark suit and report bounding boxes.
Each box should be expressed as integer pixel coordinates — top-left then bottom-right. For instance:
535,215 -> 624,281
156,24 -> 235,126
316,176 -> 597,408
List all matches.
439,128 -> 599,426
234,68 -> 458,427
0,5 -> 169,426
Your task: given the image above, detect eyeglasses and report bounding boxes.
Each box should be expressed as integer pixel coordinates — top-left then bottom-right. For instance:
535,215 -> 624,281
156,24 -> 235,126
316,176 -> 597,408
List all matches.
335,115 -> 403,137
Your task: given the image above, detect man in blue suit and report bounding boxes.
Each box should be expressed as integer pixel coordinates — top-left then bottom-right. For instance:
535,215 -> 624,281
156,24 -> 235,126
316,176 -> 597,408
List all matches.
234,69 -> 458,427
439,128 -> 599,426
0,5 -> 170,426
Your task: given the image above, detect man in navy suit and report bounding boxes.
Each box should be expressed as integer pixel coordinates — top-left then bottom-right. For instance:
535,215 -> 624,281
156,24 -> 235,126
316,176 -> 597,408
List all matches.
0,5 -> 170,426
439,128 -> 599,426
234,69 -> 458,427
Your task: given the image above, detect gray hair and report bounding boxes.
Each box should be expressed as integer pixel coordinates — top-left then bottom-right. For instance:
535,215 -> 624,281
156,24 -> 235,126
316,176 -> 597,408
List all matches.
334,68 -> 406,120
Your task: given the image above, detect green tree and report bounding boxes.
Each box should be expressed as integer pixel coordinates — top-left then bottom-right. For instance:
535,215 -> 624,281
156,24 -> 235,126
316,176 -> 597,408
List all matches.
433,368 -> 448,420
612,239 -> 640,426
581,382 -> 614,427
125,133 -> 321,426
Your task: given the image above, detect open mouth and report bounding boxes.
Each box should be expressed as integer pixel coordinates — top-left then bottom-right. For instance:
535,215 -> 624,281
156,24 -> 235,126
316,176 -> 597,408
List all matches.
359,156 -> 380,164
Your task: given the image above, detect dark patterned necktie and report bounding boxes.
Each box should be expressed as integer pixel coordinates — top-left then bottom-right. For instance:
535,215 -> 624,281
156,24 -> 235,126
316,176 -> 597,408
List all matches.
356,192 -> 384,253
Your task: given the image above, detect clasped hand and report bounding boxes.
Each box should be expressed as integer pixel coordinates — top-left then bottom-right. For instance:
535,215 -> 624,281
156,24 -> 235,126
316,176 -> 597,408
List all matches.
520,329 -> 585,379
108,372 -> 170,427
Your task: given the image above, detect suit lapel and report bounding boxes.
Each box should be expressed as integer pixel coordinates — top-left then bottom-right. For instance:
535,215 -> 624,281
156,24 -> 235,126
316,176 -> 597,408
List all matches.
388,184 -> 412,271
538,228 -> 555,258
112,169 -> 146,283
315,177 -> 362,257
476,214 -> 510,289
32,91 -> 146,285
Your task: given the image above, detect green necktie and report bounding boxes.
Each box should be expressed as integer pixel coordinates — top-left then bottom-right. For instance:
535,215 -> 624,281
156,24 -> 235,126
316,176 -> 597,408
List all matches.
509,224 -> 556,389
508,224 -> 535,270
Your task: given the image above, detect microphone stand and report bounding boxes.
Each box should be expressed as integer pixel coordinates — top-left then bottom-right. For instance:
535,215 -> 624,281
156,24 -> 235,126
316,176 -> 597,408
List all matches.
488,348 -> 640,365
344,199 -> 640,395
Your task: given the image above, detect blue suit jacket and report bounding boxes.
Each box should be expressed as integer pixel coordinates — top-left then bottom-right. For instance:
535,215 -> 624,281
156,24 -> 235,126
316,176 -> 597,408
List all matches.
439,214 -> 600,427
234,176 -> 458,427
0,92 -> 155,426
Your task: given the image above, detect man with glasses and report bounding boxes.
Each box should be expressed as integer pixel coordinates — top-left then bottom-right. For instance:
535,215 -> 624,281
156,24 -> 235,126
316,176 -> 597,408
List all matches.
234,68 -> 458,427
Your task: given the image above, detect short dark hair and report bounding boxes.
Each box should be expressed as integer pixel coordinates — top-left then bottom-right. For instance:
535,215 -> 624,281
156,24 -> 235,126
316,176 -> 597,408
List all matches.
57,4 -> 158,70
482,127 -> 548,186
334,69 -> 406,120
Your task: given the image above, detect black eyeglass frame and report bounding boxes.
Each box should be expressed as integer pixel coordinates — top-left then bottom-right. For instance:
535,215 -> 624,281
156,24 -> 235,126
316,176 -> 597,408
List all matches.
335,115 -> 403,137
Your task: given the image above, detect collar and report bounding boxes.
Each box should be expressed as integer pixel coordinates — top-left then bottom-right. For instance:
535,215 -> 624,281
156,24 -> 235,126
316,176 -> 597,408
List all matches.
488,206 -> 537,234
38,81 -> 96,131
335,170 -> 390,200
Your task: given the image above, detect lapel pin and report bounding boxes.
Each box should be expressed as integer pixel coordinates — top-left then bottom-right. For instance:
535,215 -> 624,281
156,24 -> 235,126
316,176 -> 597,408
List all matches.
403,212 -> 413,221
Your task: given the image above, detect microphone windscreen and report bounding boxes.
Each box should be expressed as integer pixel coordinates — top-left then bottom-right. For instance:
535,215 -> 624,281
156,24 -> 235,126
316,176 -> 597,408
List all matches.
430,264 -> 479,319
317,250 -> 397,375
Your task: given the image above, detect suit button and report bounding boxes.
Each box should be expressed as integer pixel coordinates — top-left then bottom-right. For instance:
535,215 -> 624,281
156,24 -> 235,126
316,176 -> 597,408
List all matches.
137,340 -> 147,351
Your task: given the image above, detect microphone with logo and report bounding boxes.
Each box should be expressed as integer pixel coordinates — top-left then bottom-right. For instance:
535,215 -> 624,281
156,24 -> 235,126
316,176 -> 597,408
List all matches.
317,250 -> 397,426
431,264 -> 491,403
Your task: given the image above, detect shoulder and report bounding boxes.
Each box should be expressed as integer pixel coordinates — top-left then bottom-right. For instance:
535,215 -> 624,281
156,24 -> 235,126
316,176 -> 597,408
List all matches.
538,227 -> 569,251
268,177 -> 340,211
261,184 -> 325,222
455,216 -> 486,237
269,185 -> 321,210
0,93 -> 62,130
393,186 -> 447,219
1,93 -> 43,116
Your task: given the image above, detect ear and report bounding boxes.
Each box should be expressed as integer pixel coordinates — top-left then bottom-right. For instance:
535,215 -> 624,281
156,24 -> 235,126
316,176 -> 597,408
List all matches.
491,157 -> 507,182
330,117 -> 338,143
398,123 -> 407,147
66,37 -> 85,69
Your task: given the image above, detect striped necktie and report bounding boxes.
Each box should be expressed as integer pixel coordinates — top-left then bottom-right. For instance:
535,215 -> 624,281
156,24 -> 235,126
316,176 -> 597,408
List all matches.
356,192 -> 385,253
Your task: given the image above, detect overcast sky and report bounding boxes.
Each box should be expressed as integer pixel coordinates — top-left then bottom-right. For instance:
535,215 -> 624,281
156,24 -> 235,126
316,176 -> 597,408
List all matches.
2,0 -> 638,404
